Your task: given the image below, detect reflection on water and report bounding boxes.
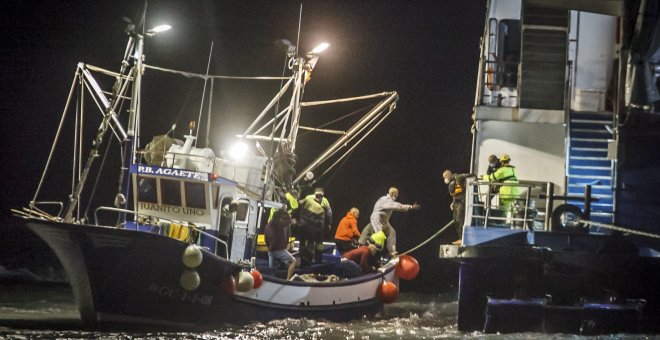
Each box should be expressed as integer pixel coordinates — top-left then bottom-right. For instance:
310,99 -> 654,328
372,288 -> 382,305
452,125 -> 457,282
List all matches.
0,284 -> 653,339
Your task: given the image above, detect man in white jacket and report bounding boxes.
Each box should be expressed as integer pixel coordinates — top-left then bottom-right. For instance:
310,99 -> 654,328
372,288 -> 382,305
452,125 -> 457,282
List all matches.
367,187 -> 420,256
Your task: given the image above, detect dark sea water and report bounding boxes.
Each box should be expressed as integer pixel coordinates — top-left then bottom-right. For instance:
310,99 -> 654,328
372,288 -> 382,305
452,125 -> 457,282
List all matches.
0,283 -> 657,340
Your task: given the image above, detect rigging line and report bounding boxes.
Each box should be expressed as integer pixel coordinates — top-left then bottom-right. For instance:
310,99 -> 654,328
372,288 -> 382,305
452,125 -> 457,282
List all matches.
401,220 -> 455,256
84,115 -> 117,223
300,92 -> 396,106
298,104 -> 371,139
195,41 -> 214,147
298,126 -> 345,135
312,108 -> 391,182
205,78 -> 214,148
295,4 -> 302,65
173,79 -> 199,130
143,64 -> 288,80
80,79 -> 123,143
314,142 -> 356,189
577,219 -> 660,239
32,69 -> 80,207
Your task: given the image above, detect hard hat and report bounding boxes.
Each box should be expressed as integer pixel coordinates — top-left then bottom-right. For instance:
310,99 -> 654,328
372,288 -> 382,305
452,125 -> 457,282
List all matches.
500,154 -> 511,162
369,231 -> 386,249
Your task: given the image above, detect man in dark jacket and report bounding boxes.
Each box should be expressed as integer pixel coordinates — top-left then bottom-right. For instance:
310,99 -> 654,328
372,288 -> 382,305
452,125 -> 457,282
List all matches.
443,170 -> 476,243
265,210 -> 297,280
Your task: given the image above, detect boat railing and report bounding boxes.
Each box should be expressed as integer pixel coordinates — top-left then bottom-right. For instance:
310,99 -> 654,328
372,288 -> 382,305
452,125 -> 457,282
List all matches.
29,201 -> 64,219
190,225 -> 229,259
94,206 -> 161,227
465,178 -> 551,230
94,206 -> 230,258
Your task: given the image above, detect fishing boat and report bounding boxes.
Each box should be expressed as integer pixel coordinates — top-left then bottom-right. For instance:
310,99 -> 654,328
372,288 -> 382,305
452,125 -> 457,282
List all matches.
440,0 -> 660,335
11,18 -> 415,329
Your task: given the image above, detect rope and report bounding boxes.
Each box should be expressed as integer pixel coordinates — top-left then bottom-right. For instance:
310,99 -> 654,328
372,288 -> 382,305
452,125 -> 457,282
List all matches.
143,64 -> 288,80
577,219 -> 660,239
401,220 -> 455,256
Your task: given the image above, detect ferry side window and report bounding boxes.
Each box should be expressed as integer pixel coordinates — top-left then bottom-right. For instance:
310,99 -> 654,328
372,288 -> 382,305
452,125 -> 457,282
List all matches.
137,177 -> 157,203
184,182 -> 206,209
161,179 -> 181,206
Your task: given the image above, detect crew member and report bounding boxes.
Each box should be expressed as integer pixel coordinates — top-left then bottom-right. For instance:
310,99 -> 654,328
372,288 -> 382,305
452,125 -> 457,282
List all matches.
298,187 -> 332,266
334,207 -> 361,254
367,187 -> 420,256
483,154 -> 519,211
443,170 -> 476,243
265,210 -> 297,280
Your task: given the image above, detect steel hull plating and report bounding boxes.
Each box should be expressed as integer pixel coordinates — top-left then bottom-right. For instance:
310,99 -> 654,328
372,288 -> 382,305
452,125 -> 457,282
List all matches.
451,231 -> 660,334
23,218 -> 244,329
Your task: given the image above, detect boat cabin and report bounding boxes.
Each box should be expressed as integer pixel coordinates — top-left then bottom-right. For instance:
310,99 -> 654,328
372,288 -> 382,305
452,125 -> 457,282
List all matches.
126,134 -> 285,263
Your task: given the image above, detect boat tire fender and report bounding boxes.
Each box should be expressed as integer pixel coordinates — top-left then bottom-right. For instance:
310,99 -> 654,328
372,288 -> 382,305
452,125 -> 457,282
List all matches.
551,204 -> 586,234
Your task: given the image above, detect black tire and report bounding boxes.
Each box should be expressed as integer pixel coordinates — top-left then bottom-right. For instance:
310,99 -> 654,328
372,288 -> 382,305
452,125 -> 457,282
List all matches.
551,204 -> 585,233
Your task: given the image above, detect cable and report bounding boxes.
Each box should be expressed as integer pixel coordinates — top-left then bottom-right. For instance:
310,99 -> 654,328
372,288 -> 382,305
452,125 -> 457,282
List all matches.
401,220 -> 455,256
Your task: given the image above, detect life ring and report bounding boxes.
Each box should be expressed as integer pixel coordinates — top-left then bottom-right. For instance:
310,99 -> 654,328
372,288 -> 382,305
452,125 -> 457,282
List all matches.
551,204 -> 586,233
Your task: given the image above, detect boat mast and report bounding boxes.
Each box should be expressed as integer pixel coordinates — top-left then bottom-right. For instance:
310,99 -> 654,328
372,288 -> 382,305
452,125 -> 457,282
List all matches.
62,28 -> 137,223
116,26 -> 145,224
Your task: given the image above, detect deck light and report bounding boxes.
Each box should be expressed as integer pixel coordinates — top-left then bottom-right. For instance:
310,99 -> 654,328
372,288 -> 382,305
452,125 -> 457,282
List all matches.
310,42 -> 330,54
228,141 -> 248,160
146,24 -> 172,36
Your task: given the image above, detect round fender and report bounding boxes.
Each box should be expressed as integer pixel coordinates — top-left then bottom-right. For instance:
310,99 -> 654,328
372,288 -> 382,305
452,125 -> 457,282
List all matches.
180,269 -> 200,291
396,255 -> 420,280
182,244 -> 203,268
251,269 -> 263,289
551,204 -> 586,233
379,280 -> 399,304
236,271 -> 254,292
220,275 -> 236,295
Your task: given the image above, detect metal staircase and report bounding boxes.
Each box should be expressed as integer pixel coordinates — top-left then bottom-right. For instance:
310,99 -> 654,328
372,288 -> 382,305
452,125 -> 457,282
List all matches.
519,1 -> 569,110
566,111 -> 615,225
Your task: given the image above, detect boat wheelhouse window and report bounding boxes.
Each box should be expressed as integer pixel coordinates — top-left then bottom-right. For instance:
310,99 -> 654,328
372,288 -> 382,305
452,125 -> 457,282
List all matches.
184,182 -> 206,209
137,177 -> 158,203
161,179 -> 182,206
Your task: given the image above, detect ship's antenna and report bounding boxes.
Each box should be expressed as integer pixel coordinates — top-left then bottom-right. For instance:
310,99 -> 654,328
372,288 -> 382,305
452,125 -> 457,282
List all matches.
195,41 -> 214,147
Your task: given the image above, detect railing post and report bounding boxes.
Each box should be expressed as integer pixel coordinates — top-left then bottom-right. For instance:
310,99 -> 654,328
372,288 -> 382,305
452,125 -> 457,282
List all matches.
545,182 -> 555,231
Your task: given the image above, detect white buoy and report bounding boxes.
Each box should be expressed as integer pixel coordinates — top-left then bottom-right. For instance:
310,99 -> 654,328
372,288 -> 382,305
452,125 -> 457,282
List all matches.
182,244 -> 203,268
180,269 -> 200,291
236,271 -> 254,292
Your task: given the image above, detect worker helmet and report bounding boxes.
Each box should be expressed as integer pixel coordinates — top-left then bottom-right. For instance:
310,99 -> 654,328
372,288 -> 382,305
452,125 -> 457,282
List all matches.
500,154 -> 511,162
369,231 -> 386,250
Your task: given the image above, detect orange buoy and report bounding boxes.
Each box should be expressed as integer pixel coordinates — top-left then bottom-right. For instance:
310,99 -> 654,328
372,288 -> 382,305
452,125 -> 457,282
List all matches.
396,254 -> 419,280
379,280 -> 399,304
220,275 -> 236,295
251,269 -> 263,289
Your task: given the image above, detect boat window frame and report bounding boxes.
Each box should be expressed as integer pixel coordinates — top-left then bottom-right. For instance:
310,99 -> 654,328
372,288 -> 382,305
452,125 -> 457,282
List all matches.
136,176 -> 158,204
160,178 -> 182,206
184,181 -> 206,209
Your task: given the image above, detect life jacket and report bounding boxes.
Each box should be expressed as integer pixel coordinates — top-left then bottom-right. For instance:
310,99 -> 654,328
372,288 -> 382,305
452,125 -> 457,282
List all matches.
451,182 -> 463,197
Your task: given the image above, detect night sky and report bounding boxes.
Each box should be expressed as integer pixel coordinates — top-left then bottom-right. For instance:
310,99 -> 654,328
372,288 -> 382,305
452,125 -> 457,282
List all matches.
1,1 -> 485,291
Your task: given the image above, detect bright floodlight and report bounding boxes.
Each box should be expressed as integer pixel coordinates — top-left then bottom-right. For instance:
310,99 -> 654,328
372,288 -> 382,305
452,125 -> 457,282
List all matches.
228,142 -> 249,160
310,42 -> 330,54
150,24 -> 172,33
